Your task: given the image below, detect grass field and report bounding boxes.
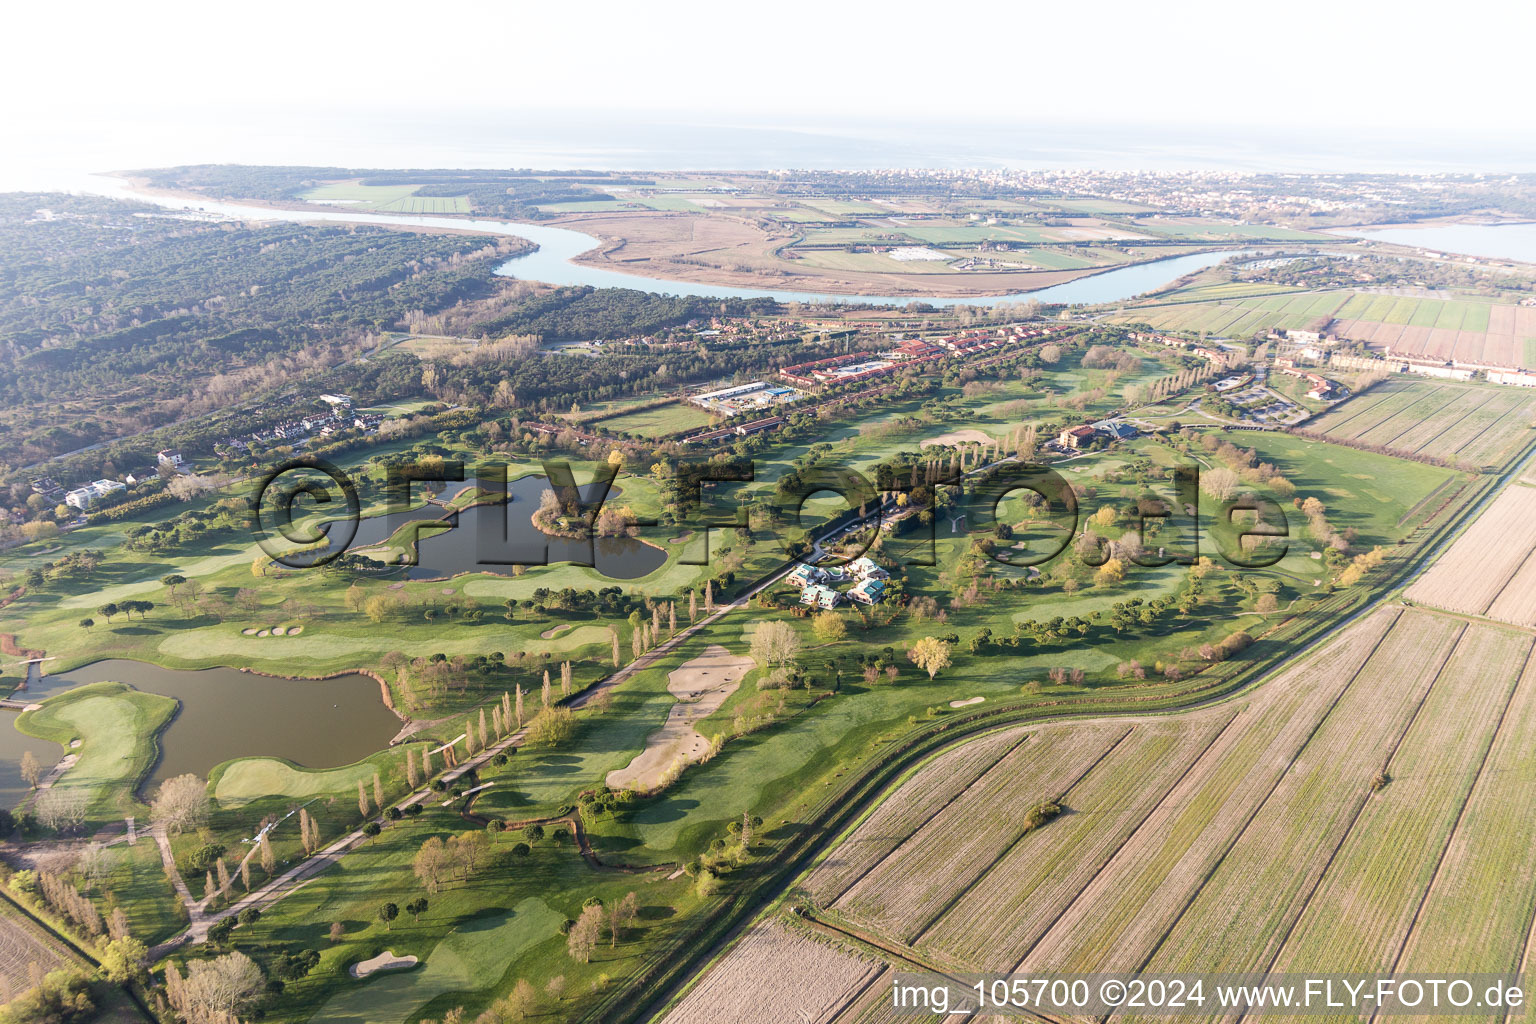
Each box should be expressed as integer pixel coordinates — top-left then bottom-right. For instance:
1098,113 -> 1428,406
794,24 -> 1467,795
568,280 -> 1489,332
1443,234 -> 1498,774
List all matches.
312,897 -> 567,1024
1308,378 -> 1536,467
299,183 -> 469,214
589,401 -> 716,437
212,749 -> 429,808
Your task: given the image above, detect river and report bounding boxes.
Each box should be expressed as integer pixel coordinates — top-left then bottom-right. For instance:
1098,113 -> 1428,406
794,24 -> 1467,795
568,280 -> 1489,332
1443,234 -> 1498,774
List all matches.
60,172 -> 1256,306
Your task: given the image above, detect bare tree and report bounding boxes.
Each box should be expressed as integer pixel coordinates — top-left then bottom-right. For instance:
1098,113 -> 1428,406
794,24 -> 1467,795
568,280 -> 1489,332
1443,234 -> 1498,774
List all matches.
750,621 -> 802,669
78,842 -> 116,892
567,904 -> 605,963
34,787 -> 88,834
170,951 -> 265,1024
19,750 -> 41,789
149,774 -> 210,835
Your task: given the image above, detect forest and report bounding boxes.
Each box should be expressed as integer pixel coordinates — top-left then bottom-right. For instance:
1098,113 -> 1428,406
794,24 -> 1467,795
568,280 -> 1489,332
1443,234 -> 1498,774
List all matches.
0,194 -> 519,467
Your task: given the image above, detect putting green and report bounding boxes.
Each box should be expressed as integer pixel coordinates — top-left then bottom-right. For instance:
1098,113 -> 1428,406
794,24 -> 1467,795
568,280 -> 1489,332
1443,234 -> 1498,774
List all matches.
313,897 -> 564,1024
214,757 -> 385,808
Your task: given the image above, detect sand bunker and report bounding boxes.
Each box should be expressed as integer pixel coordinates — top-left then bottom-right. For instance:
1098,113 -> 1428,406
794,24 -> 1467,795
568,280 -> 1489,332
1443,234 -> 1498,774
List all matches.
949,696 -> 985,708
256,630 -> 269,638
289,625 -> 304,634
540,625 -> 574,640
270,626 -> 287,636
921,429 -> 993,448
349,951 -> 418,978
241,628 -> 258,636
606,644 -> 754,792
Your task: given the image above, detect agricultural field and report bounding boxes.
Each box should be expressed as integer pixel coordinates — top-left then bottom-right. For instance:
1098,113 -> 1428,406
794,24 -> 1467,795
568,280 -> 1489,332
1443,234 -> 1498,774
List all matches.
0,897 -> 81,999
1406,481 -> 1536,625
1109,290 -> 1351,335
831,721 -> 1134,942
660,921 -> 882,1024
1308,377 -> 1536,467
1130,217 -> 1338,242
299,183 -> 470,214
1328,292 -> 1536,368
796,605 -> 1536,1001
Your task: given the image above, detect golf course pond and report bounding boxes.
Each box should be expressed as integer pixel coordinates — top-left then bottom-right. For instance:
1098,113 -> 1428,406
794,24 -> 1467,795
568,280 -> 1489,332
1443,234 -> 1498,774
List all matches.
304,475 -> 667,581
16,660 -> 400,791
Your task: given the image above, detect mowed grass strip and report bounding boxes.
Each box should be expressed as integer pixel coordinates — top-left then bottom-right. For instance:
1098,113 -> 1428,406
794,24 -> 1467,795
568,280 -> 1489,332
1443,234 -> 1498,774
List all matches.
1014,608 -> 1403,975
917,710 -> 1238,970
214,753 -> 421,808
835,723 -> 1132,943
1261,625 -> 1531,1018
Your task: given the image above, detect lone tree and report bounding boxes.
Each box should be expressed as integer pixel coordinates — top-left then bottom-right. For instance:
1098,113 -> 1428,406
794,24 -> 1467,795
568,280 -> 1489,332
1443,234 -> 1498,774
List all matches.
406,897 -> 428,922
19,750 -> 41,789
378,902 -> 398,931
78,618 -> 94,632
750,620 -> 802,669
908,636 -> 954,681
149,774 -> 211,835
812,612 -> 847,644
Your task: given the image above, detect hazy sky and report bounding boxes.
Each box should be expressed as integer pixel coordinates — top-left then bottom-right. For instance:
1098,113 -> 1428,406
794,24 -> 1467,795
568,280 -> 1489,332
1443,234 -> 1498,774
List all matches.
5,0 -> 1533,173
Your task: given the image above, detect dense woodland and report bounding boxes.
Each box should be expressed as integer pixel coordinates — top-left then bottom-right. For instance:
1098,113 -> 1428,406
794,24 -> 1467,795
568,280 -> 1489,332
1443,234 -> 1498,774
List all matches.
0,194 -> 525,467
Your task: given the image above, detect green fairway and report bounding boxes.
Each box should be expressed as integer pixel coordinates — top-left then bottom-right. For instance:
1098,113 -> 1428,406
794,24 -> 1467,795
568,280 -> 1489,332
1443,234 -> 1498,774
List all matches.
16,682 -> 177,819
312,898 -> 566,1024
214,753 -> 418,808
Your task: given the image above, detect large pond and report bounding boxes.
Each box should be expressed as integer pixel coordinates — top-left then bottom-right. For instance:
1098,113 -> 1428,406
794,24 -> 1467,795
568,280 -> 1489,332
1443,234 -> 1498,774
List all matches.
75,174 -> 1259,307
299,475 -> 667,580
10,661 -> 401,794
1342,222 -> 1536,264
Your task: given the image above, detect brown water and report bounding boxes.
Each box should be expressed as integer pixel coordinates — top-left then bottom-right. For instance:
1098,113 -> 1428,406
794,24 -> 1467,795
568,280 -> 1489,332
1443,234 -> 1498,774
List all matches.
305,475 -> 667,580
0,713 -> 61,811
24,661 -> 401,791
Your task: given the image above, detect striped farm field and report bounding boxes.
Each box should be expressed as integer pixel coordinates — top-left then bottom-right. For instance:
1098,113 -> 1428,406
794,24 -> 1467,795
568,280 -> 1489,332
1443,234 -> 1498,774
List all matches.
1330,294 -> 1536,368
804,726 -> 1028,906
659,920 -> 882,1024
1406,481 -> 1536,624
803,606 -> 1536,1001
0,898 -> 82,999
915,710 -> 1240,968
1308,378 -> 1536,468
834,722 -> 1133,943
829,972 -> 945,1024
1110,291 -> 1351,335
